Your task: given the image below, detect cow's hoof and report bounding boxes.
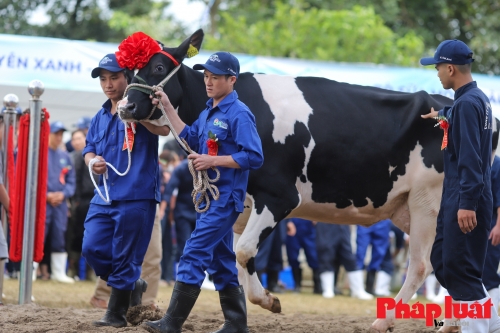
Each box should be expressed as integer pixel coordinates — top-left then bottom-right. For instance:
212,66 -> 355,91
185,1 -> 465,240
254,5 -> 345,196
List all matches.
264,289 -> 282,313
369,319 -> 394,333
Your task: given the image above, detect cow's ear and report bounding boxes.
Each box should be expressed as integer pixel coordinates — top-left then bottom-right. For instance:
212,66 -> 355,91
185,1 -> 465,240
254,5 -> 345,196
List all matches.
173,29 -> 204,61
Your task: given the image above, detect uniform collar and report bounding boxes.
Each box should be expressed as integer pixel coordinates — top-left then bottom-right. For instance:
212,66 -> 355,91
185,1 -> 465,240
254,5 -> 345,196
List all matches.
101,99 -> 112,114
205,90 -> 238,114
454,81 -> 477,100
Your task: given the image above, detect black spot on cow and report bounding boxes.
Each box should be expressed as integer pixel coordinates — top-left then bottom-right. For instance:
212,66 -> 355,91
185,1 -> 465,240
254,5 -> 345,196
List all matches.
300,174 -> 307,183
295,78 -> 448,209
246,257 -> 256,275
257,226 -> 274,249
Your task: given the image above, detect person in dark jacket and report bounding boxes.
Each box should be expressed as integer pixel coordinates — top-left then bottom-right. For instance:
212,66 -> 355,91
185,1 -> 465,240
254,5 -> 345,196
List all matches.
44,121 -> 76,283
421,39 -> 500,332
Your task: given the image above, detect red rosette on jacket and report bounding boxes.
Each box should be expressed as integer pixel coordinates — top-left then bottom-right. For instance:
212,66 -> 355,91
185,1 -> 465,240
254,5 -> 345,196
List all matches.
207,138 -> 219,156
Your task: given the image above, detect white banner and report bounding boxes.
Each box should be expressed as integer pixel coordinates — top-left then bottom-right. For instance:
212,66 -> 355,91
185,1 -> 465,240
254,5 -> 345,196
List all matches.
1,34 -> 499,115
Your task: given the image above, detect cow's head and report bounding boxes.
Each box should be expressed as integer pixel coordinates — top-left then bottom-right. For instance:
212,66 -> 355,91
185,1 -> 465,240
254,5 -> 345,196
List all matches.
118,29 -> 205,124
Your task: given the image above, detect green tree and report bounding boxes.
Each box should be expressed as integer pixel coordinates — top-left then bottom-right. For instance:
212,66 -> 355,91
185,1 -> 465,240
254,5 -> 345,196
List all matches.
204,4 -> 424,66
108,2 -> 186,45
0,0 -> 186,44
195,0 -> 500,74
0,0 -> 45,35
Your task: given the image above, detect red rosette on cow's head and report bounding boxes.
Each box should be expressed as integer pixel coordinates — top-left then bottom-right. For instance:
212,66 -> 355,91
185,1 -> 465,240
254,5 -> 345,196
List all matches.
115,32 -> 162,70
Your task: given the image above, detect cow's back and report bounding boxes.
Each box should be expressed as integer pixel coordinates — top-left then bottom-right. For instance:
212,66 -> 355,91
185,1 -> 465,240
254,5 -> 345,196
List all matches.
234,73 -> 451,221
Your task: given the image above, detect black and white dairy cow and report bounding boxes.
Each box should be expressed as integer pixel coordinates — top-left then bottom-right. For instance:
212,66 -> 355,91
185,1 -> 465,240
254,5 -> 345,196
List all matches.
121,29 -> 499,332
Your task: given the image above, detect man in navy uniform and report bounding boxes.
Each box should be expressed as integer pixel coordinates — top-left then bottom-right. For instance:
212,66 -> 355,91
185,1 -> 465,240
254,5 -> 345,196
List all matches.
143,52 -> 264,333
82,53 -> 169,327
421,39 -> 500,332
45,121 -> 76,283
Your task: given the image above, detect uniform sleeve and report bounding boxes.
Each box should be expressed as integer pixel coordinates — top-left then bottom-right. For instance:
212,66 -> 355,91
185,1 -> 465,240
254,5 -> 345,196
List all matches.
453,101 -> 484,210
82,116 -> 97,157
230,111 -> 264,171
179,119 -> 201,153
492,157 -> 500,209
63,153 -> 76,199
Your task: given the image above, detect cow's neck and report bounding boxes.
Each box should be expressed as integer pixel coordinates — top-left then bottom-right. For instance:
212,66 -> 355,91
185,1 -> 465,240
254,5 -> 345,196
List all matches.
177,65 -> 208,125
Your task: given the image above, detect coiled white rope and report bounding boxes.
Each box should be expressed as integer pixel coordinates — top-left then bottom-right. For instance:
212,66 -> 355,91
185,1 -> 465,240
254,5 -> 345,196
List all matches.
88,121 -> 134,203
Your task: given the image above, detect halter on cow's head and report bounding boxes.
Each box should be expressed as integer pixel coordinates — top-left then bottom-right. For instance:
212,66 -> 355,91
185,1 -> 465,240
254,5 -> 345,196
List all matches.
116,29 -> 204,125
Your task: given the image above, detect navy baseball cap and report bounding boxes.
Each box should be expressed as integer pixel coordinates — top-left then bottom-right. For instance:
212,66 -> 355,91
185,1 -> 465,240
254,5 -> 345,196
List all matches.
91,53 -> 124,78
50,121 -> 67,133
420,39 -> 474,66
193,52 -> 240,78
75,116 -> 91,129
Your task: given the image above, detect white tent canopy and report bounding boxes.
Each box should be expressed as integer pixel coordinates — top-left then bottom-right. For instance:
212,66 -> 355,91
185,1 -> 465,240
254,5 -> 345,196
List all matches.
1,33 -> 500,130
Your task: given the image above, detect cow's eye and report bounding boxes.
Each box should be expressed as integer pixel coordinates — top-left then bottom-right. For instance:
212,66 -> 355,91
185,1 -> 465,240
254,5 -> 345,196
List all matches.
156,65 -> 164,72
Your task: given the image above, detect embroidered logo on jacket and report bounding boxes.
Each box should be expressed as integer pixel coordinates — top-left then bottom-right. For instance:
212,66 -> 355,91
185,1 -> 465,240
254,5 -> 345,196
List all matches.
213,118 -> 228,129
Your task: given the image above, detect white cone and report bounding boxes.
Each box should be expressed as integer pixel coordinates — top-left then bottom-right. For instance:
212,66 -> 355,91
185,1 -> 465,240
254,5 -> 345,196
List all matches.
50,252 -> 74,284
460,298 -> 489,332
425,274 -> 437,301
433,285 -> 449,304
201,271 -> 216,291
347,270 -> 373,300
484,285 -> 500,333
320,271 -> 334,298
374,271 -> 392,296
32,262 -> 39,282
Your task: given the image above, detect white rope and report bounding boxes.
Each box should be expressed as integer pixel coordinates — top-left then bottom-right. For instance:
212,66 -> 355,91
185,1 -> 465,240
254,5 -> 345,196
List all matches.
88,121 -> 133,204
111,63 -> 221,212
155,100 -> 220,213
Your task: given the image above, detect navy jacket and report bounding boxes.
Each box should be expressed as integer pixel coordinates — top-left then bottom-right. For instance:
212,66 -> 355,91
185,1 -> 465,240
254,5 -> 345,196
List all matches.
179,90 -> 264,212
83,100 -> 161,204
439,81 -> 493,211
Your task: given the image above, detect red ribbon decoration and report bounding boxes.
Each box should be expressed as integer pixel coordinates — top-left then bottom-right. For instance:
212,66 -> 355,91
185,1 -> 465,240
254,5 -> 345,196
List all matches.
9,109 -> 50,263
207,138 -> 219,156
438,119 -> 449,150
115,32 -> 179,70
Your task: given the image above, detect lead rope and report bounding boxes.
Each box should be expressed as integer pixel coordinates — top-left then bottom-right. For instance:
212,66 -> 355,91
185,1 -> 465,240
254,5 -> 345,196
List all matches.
119,64 -> 220,213
88,121 -> 134,204
155,98 -> 220,213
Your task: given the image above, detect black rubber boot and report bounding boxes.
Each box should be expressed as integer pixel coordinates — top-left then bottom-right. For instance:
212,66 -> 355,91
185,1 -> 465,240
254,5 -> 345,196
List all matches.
266,270 -> 282,293
130,278 -> 148,307
141,281 -> 200,333
291,267 -> 302,292
366,270 -> 376,295
92,287 -> 131,327
312,269 -> 322,294
210,285 -> 249,333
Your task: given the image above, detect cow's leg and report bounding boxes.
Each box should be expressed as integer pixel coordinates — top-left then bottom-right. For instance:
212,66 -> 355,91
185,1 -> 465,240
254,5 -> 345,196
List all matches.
234,205 -> 282,313
370,192 -> 438,332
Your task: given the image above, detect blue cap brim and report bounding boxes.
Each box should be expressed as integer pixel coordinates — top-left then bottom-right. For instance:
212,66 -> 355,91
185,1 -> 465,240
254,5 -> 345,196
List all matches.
193,63 -> 229,76
91,65 -> 124,78
420,57 -> 439,66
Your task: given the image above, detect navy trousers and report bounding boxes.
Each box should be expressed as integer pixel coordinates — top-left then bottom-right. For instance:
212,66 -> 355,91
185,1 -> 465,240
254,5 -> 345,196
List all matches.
82,199 -> 156,290
45,202 -> 69,252
431,184 -> 491,301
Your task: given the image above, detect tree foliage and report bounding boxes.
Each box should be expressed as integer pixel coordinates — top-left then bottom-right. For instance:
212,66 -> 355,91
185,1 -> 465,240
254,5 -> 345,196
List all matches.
0,0 -> 185,45
204,4 -> 424,66
196,0 -> 500,74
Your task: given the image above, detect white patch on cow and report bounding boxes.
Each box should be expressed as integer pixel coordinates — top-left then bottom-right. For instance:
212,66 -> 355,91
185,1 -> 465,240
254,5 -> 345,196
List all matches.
134,69 -> 139,75
253,74 -> 313,144
389,164 -> 396,175
292,143 -> 443,227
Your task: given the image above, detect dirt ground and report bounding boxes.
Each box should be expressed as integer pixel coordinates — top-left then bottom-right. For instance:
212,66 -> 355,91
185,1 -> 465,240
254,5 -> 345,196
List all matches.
0,279 -> 438,333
